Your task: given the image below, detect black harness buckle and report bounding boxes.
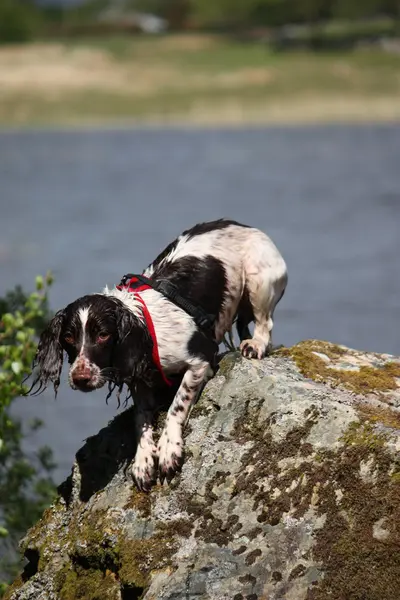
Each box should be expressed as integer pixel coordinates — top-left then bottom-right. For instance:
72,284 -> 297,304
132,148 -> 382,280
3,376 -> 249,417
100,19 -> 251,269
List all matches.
156,279 -> 215,333
119,274 -> 216,340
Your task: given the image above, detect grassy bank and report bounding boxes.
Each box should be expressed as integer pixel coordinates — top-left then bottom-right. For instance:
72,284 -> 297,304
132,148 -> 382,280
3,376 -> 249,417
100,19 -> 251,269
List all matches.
1,34 -> 400,127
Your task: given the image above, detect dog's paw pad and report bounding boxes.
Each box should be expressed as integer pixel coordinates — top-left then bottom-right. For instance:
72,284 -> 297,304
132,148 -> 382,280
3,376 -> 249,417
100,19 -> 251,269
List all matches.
240,339 -> 267,360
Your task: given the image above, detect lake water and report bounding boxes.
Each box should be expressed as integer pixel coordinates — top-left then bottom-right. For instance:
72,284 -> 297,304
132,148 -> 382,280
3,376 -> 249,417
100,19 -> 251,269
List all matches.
1,124 -> 399,481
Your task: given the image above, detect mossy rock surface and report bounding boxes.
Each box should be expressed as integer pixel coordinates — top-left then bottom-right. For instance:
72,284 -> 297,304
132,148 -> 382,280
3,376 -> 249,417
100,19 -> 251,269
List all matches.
6,341 -> 400,600
280,339 -> 400,401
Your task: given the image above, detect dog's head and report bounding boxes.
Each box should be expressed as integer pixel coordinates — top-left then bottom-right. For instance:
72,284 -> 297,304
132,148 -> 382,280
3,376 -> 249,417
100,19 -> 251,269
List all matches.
30,294 -> 153,396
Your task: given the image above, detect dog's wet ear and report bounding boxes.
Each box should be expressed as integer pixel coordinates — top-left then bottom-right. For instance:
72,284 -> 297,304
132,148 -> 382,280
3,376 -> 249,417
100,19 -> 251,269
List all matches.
28,308 -> 66,396
114,305 -> 154,386
117,305 -> 137,344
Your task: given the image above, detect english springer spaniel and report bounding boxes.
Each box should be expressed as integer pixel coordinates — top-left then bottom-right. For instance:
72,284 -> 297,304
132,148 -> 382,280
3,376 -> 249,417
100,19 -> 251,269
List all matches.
31,219 -> 287,491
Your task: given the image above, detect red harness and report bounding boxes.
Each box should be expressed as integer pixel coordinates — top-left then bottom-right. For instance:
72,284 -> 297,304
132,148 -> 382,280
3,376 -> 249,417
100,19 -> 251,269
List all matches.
116,276 -> 172,387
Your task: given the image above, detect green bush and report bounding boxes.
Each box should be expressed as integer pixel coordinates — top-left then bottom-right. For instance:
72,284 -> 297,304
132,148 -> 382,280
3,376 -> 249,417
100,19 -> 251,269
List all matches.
0,0 -> 41,44
0,275 -> 57,596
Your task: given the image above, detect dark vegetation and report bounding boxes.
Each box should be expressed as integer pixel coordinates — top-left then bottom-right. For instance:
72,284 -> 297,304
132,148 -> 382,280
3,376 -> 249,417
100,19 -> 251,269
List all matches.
0,276 -> 57,596
1,0 -> 399,50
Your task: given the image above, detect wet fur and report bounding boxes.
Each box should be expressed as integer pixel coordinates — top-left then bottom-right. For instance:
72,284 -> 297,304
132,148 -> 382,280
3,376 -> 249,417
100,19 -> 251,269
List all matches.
31,219 -> 288,491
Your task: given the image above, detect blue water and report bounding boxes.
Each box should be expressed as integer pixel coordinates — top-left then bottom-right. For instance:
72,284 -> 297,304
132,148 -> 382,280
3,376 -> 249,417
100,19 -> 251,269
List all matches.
1,124 -> 399,480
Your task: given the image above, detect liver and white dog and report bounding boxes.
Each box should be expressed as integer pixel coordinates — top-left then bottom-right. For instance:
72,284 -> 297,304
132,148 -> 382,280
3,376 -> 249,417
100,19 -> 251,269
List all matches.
31,219 -> 287,491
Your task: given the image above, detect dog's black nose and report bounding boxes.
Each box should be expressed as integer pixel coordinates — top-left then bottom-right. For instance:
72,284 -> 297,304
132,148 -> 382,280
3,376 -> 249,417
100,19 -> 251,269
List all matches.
73,375 -> 91,386
72,370 -> 93,388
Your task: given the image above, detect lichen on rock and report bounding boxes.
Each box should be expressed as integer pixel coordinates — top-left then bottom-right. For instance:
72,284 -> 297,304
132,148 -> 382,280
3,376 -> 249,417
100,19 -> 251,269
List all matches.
280,340 -> 400,402
6,341 -> 400,600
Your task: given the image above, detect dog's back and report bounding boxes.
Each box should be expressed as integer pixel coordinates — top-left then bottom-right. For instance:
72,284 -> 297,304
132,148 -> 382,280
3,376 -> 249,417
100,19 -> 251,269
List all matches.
143,219 -> 287,346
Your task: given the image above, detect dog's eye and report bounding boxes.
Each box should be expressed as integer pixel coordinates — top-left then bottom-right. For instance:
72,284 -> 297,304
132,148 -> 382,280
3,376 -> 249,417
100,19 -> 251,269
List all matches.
97,333 -> 110,344
64,335 -> 74,345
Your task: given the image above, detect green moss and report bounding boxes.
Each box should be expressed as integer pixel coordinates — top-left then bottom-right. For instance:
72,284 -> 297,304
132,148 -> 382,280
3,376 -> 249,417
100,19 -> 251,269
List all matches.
227,399 -> 400,600
341,421 -> 387,449
17,497 -> 181,596
62,509 -> 179,593
356,403 -> 400,430
2,575 -> 23,600
117,518 -> 193,588
68,510 -> 113,564
279,339 -> 345,361
118,531 -> 176,588
22,497 -> 66,553
177,469 -> 241,547
17,497 -> 69,574
158,518 -> 193,539
57,565 -> 119,600
217,352 -> 242,379
189,399 -> 211,418
281,340 -> 400,398
308,433 -> 400,599
18,505 -> 122,595
231,401 -> 321,524
123,490 -> 152,518
337,363 -> 400,396
186,399 -> 319,543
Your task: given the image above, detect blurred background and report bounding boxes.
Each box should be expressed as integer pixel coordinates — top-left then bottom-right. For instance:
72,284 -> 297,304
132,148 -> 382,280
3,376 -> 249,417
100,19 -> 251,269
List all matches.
0,0 -> 399,590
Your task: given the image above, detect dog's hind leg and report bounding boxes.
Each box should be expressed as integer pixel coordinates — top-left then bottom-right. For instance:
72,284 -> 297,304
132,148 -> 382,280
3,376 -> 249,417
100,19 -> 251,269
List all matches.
236,287 -> 254,343
158,360 -> 212,483
240,234 -> 287,360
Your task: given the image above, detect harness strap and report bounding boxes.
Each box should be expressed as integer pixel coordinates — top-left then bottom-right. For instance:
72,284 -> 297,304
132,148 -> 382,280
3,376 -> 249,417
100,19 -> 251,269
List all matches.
116,276 -> 172,387
134,294 -> 172,387
117,273 -> 218,385
120,273 -> 216,335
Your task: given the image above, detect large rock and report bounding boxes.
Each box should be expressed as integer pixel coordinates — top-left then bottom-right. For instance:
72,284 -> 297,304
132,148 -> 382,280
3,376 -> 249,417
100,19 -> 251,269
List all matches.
5,341 -> 400,600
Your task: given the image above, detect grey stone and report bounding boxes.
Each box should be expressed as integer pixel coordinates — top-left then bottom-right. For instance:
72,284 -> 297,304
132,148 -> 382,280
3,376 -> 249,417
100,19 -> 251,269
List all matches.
5,341 -> 400,600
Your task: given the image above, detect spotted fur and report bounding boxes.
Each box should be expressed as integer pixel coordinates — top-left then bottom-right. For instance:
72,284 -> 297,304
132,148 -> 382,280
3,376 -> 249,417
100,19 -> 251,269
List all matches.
31,219 -> 287,491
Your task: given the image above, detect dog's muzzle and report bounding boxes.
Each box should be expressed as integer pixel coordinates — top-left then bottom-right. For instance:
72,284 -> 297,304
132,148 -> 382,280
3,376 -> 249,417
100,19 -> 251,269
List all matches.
69,357 -> 103,392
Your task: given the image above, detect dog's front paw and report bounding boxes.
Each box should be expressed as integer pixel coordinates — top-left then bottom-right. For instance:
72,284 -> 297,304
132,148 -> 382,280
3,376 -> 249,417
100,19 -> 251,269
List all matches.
131,444 -> 158,492
157,428 -> 184,484
240,338 -> 268,360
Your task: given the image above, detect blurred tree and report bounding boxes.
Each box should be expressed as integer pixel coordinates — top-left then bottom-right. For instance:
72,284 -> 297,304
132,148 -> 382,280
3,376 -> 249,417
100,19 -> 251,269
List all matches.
189,0 -> 399,27
189,0 -> 261,28
332,0 -> 388,19
251,0 -> 293,28
0,0 -> 397,44
0,275 -> 57,597
384,0 -> 400,18
0,0 -> 42,43
63,0 -> 109,25
291,0 -> 333,23
126,0 -> 191,28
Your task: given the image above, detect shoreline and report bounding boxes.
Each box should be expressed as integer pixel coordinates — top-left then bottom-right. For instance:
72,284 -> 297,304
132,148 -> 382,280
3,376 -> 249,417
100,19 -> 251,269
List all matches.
1,36 -> 399,130
1,97 -> 400,132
